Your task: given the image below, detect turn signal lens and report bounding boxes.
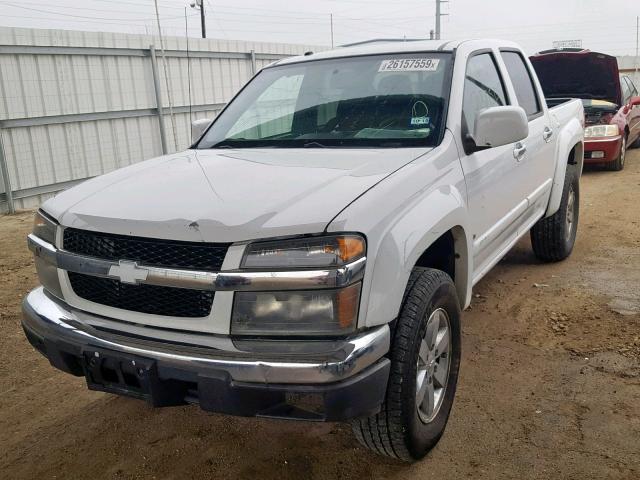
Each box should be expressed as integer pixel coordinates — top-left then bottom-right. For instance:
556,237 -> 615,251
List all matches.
336,236 -> 365,263
32,210 -> 57,245
336,282 -> 361,328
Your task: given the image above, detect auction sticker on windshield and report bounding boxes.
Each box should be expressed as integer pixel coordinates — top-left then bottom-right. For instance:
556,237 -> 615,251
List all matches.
379,58 -> 440,72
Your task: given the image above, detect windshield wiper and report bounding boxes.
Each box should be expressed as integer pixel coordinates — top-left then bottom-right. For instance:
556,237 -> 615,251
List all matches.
302,141 -> 329,148
210,139 -> 242,148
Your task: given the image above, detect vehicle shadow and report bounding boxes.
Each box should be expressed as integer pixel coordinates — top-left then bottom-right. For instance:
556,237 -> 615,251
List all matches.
4,379 -> 428,480
496,237 -> 542,267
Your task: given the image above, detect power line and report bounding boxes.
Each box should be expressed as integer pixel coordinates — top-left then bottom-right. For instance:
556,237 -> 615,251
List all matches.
0,1 -> 189,22
0,12 -> 190,28
89,0 -> 185,9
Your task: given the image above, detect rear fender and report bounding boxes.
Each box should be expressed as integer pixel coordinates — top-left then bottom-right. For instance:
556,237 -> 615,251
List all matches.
546,120 -> 583,217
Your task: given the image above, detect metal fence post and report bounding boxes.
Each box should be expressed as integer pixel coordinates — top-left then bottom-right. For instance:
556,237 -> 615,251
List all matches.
250,49 -> 256,75
149,45 -> 168,155
0,129 -> 15,214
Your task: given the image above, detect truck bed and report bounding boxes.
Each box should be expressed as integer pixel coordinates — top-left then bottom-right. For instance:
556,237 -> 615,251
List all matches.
545,97 -> 575,109
546,98 -> 584,131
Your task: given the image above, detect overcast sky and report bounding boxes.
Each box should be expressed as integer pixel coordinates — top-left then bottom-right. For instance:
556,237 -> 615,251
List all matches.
0,0 -> 638,56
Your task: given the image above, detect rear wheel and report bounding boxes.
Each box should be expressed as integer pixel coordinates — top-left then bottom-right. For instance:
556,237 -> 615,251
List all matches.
530,163 -> 579,262
607,135 -> 626,171
351,268 -> 461,462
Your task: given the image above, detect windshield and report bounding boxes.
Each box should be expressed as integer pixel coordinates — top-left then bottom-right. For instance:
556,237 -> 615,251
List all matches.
197,52 -> 452,149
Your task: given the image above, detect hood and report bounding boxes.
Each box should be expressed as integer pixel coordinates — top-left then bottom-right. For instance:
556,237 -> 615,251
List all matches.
43,148 -> 429,242
530,50 -> 621,105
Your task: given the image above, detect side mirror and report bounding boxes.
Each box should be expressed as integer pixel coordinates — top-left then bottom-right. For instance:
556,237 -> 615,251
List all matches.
191,118 -> 212,143
469,106 -> 528,152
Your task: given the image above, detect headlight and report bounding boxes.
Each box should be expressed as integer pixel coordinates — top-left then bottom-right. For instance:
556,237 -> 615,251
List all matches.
584,124 -> 619,138
242,234 -> 365,268
33,210 -> 57,244
31,210 -> 63,299
231,283 -> 361,336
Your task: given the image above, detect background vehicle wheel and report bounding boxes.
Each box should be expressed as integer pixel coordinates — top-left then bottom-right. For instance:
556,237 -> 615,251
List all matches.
351,268 -> 461,462
607,135 -> 626,171
530,163 -> 579,262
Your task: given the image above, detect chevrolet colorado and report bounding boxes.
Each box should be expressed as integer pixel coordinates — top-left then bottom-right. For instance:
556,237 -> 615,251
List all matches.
22,39 -> 584,462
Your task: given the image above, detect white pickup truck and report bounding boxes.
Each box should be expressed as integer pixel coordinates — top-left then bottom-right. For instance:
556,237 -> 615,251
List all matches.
23,39 -> 583,461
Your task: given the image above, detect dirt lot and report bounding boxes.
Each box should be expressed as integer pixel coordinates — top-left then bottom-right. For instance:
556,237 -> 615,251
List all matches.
1,152 -> 639,480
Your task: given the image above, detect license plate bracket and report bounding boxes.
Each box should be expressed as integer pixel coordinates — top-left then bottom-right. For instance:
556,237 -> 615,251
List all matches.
83,348 -> 156,401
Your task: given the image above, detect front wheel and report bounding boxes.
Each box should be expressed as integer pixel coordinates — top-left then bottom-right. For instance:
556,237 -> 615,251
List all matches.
351,268 -> 461,462
530,163 -> 579,262
607,135 -> 626,171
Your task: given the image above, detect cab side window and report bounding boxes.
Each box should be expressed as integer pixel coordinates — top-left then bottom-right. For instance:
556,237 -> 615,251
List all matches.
500,51 -> 541,118
621,76 -> 632,105
462,53 -> 508,139
627,77 -> 639,96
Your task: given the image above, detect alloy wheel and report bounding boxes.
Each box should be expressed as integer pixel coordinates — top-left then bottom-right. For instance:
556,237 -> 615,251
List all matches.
565,185 -> 576,243
416,308 -> 452,423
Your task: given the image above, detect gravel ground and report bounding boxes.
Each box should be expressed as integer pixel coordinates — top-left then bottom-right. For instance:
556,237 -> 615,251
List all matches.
1,151 -> 639,479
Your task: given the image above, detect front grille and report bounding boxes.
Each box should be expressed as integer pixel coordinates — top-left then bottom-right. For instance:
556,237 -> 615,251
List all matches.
63,228 -> 229,272
68,272 -> 214,317
63,229 -> 226,317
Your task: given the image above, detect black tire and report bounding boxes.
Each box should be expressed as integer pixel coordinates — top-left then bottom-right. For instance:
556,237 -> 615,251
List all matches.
607,135 -> 626,171
351,268 -> 461,462
530,163 -> 579,262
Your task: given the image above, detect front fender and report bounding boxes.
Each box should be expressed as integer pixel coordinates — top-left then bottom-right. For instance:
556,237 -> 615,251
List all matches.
366,193 -> 472,327
327,131 -> 472,329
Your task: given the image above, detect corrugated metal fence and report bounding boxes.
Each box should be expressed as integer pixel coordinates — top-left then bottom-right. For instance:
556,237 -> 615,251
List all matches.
0,27 -> 322,213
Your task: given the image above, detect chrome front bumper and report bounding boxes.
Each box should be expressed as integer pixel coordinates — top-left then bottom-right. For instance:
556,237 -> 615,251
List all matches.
22,287 -> 390,385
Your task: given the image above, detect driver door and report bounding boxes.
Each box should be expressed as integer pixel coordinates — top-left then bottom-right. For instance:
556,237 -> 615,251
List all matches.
459,51 -> 524,281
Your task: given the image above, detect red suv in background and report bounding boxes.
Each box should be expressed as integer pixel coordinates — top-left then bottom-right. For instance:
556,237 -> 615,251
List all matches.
530,49 -> 640,171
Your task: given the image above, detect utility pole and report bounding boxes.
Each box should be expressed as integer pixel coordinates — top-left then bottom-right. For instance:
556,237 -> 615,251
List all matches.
190,0 -> 206,38
435,0 -> 449,40
330,14 -> 334,48
200,0 -> 206,39
636,16 -> 640,73
153,0 -> 178,151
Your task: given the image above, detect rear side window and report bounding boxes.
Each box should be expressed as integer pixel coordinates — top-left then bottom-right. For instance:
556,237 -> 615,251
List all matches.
622,76 -> 637,103
462,53 -> 508,136
501,51 -> 541,118
621,77 -> 632,104
627,76 -> 639,96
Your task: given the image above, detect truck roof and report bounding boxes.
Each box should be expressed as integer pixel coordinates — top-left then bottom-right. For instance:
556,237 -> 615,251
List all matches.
274,38 -> 522,67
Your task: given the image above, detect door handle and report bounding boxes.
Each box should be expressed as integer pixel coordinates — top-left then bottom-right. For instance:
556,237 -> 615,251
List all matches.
543,126 -> 554,142
513,142 -> 527,161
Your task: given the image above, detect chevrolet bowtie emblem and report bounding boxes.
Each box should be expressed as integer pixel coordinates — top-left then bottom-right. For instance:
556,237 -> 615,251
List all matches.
108,260 -> 149,285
